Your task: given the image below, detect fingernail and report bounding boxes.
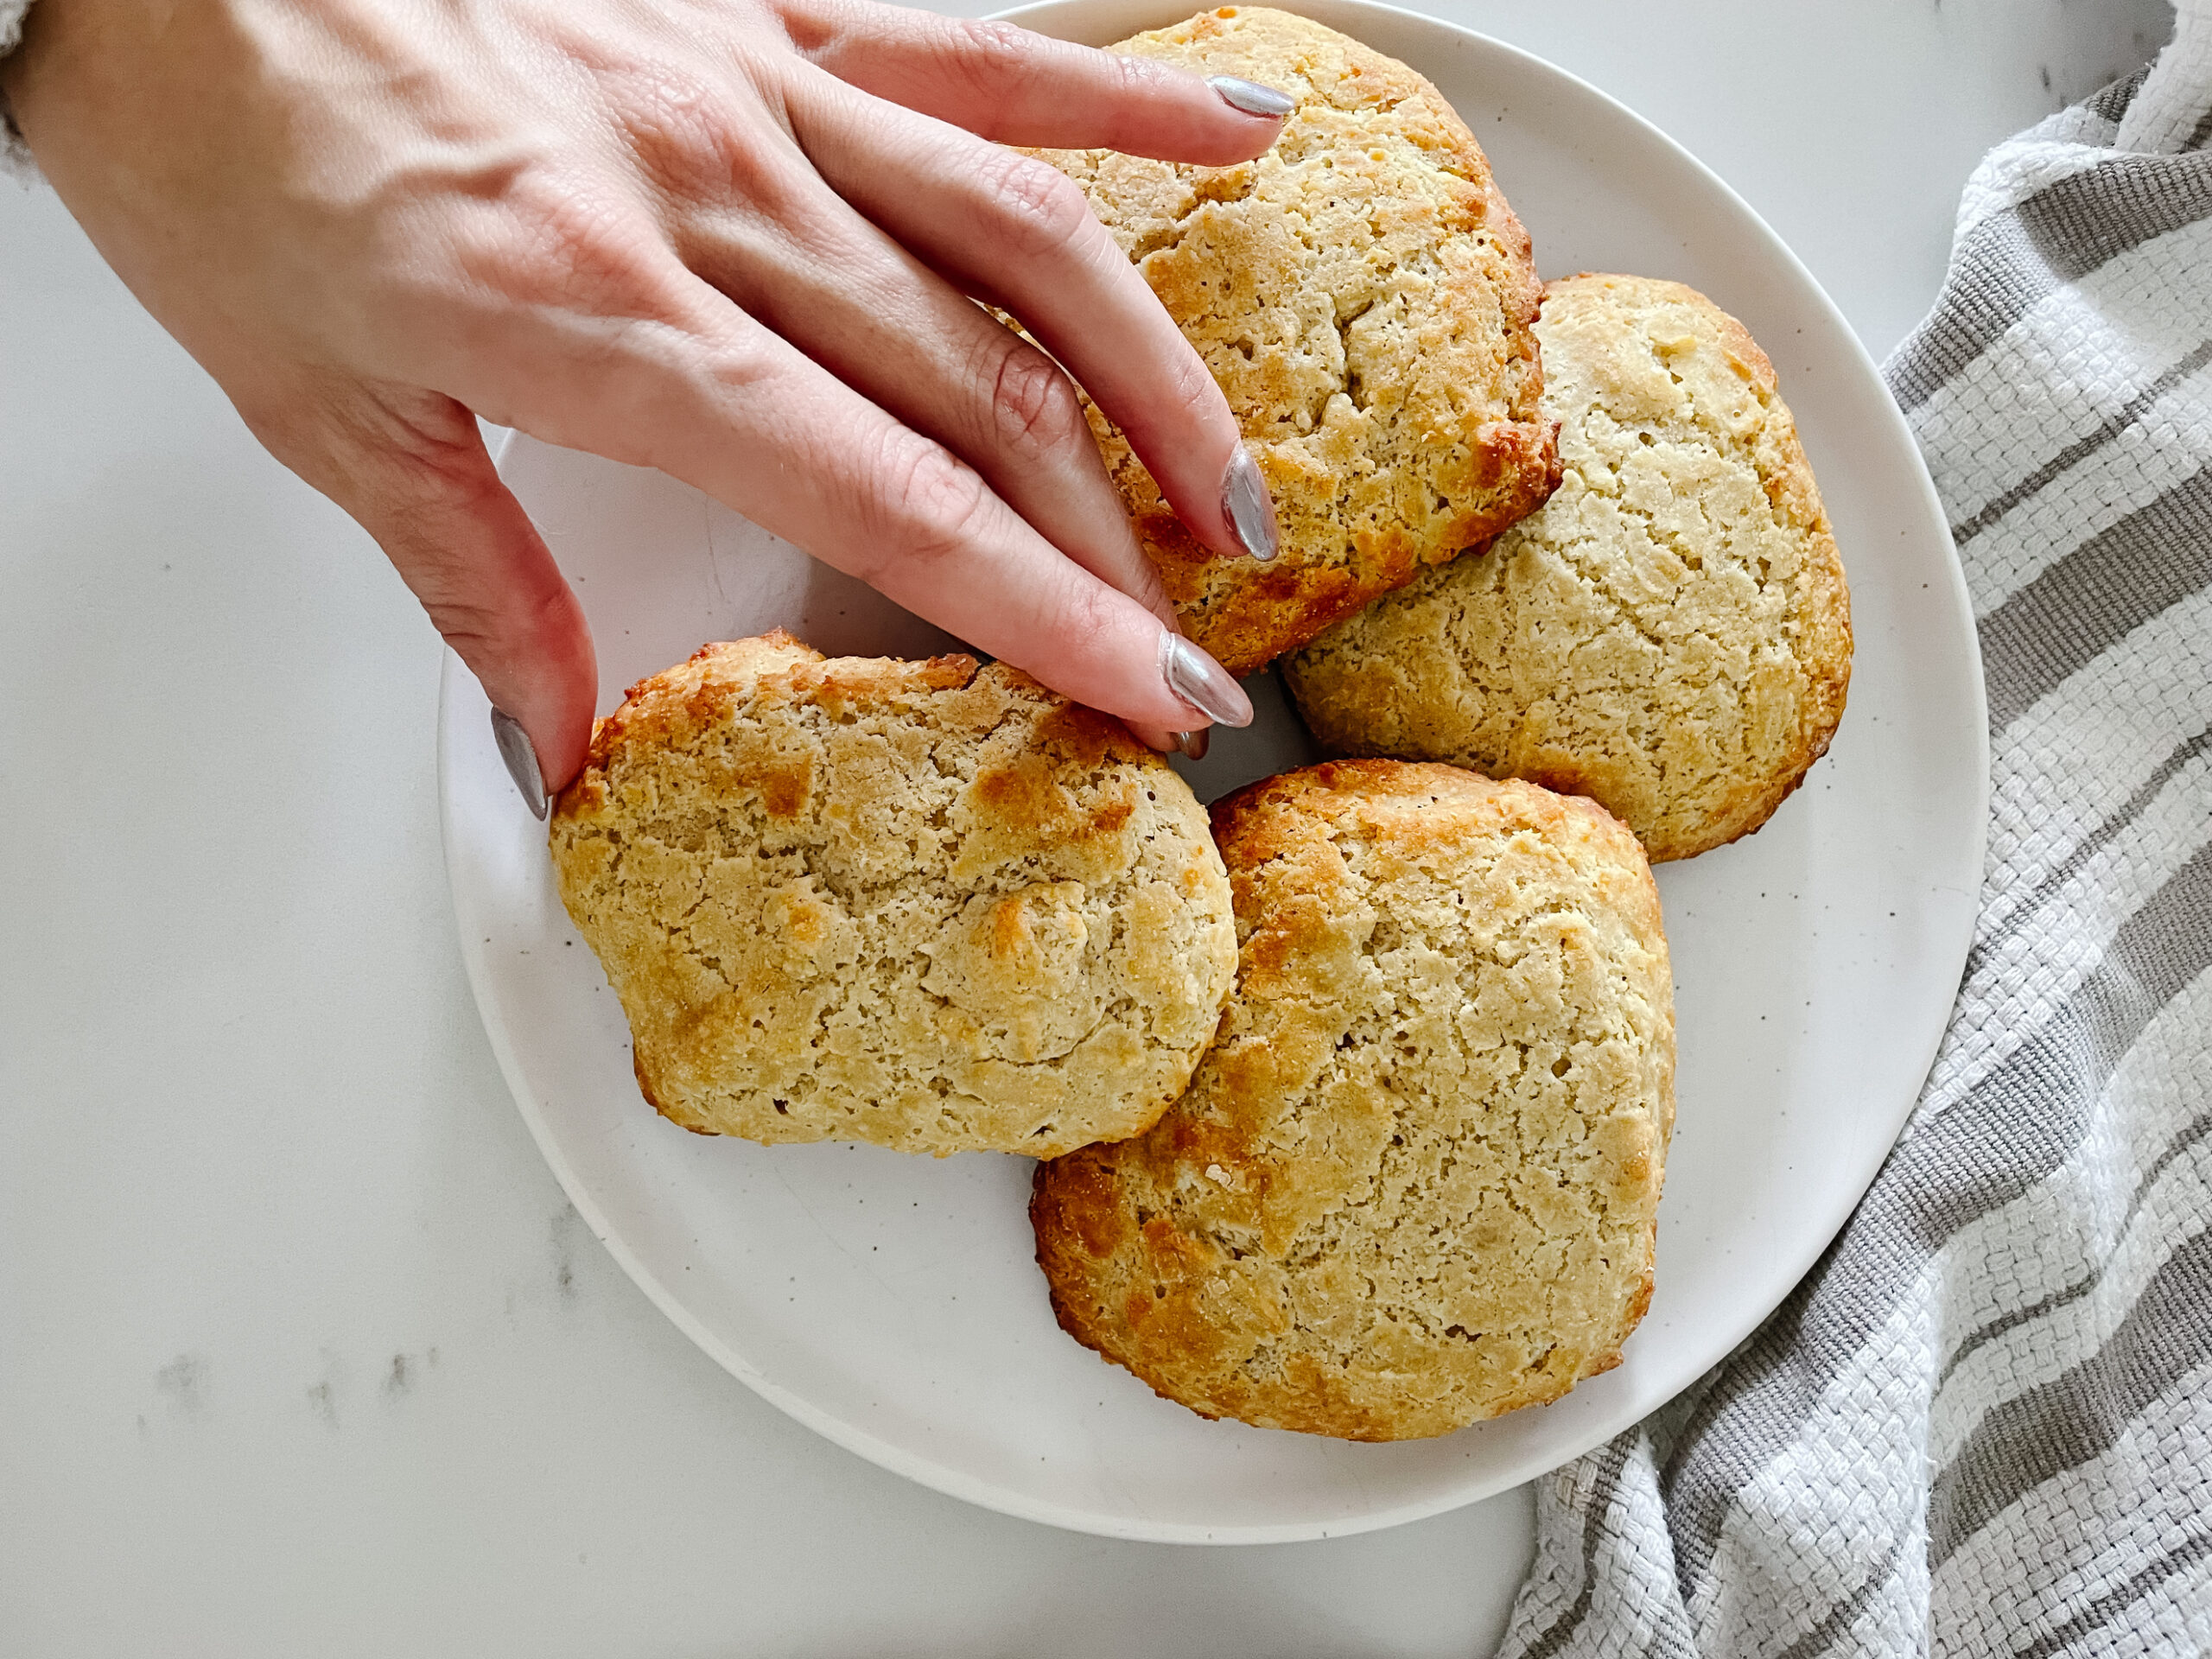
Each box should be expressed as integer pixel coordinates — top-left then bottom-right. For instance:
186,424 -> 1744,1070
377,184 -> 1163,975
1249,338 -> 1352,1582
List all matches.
490,706 -> 550,821
1209,75 -> 1295,119
1222,442 -> 1280,562
1173,728 -> 1211,761
1160,631 -> 1255,729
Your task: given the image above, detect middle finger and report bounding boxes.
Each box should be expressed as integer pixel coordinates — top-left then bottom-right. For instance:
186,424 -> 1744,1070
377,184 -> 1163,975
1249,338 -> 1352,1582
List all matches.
670,154 -> 1180,626
781,67 -> 1279,567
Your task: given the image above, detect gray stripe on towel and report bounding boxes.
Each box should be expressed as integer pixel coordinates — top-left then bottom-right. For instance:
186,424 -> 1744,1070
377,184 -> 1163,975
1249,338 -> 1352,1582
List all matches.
1949,334 -> 2212,547
1962,721 -> 2212,987
1888,151 -> 2212,412
2012,1525 -> 2212,1658
1516,1437 -> 1631,1659
1979,461 -> 2212,731
1929,1221 -> 2212,1567
1663,842 -> 2212,1588
1938,1101 -> 2212,1388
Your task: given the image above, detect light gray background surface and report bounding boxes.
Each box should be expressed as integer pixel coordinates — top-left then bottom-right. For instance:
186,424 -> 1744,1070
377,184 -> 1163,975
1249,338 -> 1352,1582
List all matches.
0,2 -> 2172,1655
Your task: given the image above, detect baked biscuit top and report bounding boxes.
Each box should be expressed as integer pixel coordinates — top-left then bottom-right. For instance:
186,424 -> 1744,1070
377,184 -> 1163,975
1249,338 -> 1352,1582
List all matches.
550,633 -> 1237,1158
1033,7 -> 1559,675
1287,273 -> 1852,860
1032,760 -> 1674,1439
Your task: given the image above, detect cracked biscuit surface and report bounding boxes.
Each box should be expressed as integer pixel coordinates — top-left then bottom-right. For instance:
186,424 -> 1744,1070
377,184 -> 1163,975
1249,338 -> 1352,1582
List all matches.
1285,274 -> 1852,861
1033,7 -> 1558,676
550,633 -> 1237,1158
1031,760 -> 1674,1440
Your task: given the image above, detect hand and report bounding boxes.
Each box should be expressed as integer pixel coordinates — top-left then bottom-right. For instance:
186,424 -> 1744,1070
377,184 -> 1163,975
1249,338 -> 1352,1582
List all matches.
3,0 -> 1280,801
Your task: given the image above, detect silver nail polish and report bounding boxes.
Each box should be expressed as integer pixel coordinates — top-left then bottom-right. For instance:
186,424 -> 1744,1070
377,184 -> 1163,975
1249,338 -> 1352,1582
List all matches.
1222,443 -> 1281,562
490,706 -> 550,821
1174,728 -> 1211,761
1209,74 -> 1296,119
1160,632 -> 1255,729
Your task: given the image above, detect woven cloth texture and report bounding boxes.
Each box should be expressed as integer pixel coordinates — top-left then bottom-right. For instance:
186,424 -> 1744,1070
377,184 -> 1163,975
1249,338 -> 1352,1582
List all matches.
1500,7 -> 2212,1656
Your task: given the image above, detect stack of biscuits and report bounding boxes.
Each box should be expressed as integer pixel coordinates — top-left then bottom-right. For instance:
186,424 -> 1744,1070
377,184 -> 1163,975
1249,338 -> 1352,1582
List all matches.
550,7 -> 1849,1444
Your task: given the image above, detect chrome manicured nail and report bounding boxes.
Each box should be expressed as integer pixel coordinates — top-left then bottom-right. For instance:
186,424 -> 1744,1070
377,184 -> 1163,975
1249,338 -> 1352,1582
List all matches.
1160,631 -> 1255,729
1173,728 -> 1211,761
490,706 -> 549,821
1209,74 -> 1296,118
1222,442 -> 1281,562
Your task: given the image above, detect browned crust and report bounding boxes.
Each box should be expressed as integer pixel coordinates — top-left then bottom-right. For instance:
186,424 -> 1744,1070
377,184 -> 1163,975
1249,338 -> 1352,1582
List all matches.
1286,272 -> 1853,862
1656,278 -> 1852,859
550,633 -> 1237,1158
1141,414 -> 1562,678
1033,760 -> 1675,1440
1038,7 -> 1560,676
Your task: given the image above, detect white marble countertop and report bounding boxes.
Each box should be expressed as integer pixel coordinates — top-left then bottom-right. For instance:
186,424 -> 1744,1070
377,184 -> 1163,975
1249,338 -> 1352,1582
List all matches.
0,2 -> 2172,1654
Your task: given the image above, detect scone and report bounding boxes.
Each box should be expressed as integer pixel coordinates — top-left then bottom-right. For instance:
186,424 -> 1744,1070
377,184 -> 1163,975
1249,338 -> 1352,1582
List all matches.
1033,7 -> 1559,675
550,633 -> 1237,1158
1032,760 -> 1674,1440
1285,274 -> 1852,861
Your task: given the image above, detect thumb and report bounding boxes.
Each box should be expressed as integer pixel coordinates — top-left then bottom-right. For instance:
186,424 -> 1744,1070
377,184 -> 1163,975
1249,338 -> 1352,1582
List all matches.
243,378 -> 597,813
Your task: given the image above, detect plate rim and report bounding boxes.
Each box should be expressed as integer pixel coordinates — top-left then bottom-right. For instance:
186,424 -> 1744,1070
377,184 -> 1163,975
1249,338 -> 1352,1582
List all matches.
442,0 -> 1989,1544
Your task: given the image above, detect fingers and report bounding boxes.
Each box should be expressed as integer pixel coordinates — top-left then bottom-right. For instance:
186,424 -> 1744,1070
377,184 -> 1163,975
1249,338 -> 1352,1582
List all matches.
782,73 -> 1274,565
778,0 -> 1289,162
238,375 -> 597,804
671,156 -> 1177,620
564,296 -> 1248,737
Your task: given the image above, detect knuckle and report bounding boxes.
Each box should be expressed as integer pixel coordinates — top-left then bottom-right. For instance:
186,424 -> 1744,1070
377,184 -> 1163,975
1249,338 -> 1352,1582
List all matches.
392,526 -> 507,645
450,173 -> 680,324
1042,572 -> 1121,659
607,61 -> 746,194
242,379 -> 482,515
375,440 -> 499,537
984,341 -> 1088,462
1160,347 -> 1226,432
1105,49 -> 1165,107
418,570 -> 571,664
972,149 -> 1094,257
877,436 -> 993,567
412,586 -> 505,654
944,17 -> 1034,85
365,462 -> 501,571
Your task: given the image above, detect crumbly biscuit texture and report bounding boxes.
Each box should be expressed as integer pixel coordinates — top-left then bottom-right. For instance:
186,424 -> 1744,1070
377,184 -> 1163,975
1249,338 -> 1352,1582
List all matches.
1032,760 -> 1674,1439
1033,7 -> 1558,675
1285,274 -> 1851,861
550,634 -> 1238,1158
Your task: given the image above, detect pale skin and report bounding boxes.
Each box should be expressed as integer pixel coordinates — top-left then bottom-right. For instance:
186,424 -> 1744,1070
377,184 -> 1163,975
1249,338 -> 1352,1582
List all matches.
2,0 -> 1277,791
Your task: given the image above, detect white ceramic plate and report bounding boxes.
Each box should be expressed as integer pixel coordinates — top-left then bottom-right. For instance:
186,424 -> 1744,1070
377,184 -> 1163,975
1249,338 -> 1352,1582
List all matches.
440,0 -> 1986,1543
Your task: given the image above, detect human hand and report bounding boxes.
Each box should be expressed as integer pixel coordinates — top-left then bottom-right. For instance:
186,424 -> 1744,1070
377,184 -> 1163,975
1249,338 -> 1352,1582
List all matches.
3,0 -> 1286,806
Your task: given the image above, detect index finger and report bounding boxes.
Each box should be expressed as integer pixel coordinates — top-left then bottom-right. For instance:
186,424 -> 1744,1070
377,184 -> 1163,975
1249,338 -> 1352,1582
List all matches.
514,289 -> 1254,737
779,0 -> 1291,160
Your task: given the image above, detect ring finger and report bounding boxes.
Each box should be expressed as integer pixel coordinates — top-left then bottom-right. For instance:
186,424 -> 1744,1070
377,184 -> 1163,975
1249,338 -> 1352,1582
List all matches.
670,144 -> 1181,626
783,67 -> 1278,566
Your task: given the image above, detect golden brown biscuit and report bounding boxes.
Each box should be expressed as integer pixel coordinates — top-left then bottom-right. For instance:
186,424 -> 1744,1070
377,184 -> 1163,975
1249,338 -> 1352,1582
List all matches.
1032,760 -> 1674,1439
1033,7 -> 1558,675
550,633 -> 1237,1158
1285,274 -> 1853,861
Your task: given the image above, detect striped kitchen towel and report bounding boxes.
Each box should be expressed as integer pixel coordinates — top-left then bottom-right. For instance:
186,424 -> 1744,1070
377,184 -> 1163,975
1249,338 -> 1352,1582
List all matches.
1499,7 -> 2212,1656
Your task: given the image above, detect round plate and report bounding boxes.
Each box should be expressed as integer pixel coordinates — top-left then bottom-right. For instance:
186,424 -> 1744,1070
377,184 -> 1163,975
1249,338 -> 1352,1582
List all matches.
439,0 -> 1986,1543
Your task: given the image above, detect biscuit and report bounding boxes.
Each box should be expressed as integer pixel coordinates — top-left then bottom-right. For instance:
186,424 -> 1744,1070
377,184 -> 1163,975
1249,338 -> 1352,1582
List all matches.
1285,274 -> 1852,861
1033,7 -> 1558,676
1031,760 -> 1674,1440
550,633 -> 1238,1158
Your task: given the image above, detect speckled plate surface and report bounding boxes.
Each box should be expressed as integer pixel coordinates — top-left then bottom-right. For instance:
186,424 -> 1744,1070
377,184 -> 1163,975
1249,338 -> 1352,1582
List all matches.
439,0 -> 1986,1542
